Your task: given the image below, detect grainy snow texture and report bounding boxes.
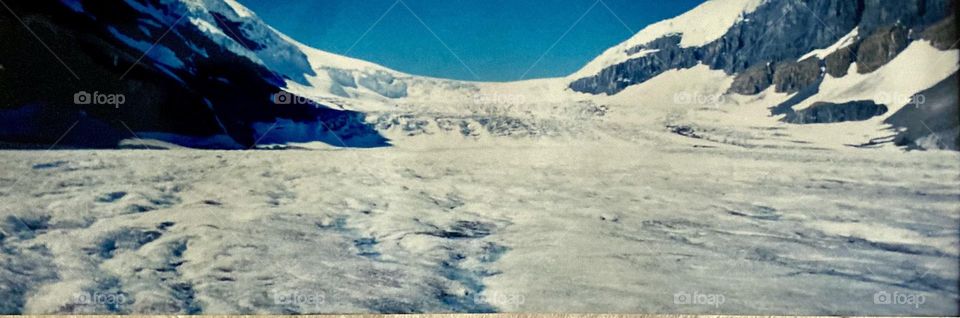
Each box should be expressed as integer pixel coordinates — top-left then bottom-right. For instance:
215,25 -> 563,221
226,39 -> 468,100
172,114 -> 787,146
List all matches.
1,128 -> 958,315
1,0 -> 958,315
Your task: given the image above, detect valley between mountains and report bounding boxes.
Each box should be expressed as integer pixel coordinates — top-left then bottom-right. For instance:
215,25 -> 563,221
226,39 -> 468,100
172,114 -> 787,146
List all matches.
0,0 -> 958,314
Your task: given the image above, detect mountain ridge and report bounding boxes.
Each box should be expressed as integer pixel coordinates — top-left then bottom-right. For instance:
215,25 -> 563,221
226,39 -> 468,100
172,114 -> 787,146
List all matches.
0,0 -> 956,150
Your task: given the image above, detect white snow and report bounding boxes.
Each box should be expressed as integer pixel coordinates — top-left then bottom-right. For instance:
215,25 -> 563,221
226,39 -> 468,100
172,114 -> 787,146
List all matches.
766,41 -> 958,148
601,42 -> 959,152
4,0 -> 958,314
796,40 -> 958,114
1,140 -> 957,314
166,0 -> 768,108
4,42 -> 958,314
799,27 -> 859,61
189,17 -> 226,38
223,0 -> 253,18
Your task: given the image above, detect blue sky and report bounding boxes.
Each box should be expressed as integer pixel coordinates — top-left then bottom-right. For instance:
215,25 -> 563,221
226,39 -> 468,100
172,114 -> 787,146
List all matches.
237,0 -> 705,81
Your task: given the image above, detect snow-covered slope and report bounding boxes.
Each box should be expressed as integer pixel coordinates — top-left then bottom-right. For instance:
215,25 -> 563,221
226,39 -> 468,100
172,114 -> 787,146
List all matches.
571,0 -> 767,78
178,0 -> 415,104
794,40 -> 958,115
179,0 -> 565,114
616,40 -> 959,151
136,0 -> 957,151
799,27 -> 860,61
8,0 -> 956,152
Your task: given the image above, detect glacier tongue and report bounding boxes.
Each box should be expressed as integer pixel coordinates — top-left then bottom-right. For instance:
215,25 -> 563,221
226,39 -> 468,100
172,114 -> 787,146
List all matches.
2,137 -> 957,314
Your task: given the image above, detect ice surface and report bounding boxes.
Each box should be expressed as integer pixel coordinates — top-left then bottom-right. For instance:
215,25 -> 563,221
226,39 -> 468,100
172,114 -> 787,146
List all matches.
1,124 -> 957,314
2,0 -> 957,314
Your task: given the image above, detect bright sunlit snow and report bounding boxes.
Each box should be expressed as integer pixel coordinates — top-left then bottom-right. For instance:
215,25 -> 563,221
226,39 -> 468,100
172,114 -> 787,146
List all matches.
1,0 -> 957,315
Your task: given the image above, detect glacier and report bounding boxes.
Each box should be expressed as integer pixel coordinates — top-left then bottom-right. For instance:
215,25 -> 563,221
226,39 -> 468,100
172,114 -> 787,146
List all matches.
0,0 -> 958,315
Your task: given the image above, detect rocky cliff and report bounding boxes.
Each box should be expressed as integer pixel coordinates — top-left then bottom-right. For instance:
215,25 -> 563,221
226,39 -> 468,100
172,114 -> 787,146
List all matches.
0,0 -> 388,149
570,0 -> 956,96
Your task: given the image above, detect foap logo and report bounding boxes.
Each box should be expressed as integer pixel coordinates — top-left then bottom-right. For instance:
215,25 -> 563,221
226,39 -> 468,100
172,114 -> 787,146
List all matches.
271,91 -> 316,106
673,92 -> 726,107
274,290 -> 326,309
873,291 -> 926,308
473,291 -> 525,306
72,291 -> 127,306
875,92 -> 926,108
674,291 -> 726,308
74,91 -> 126,108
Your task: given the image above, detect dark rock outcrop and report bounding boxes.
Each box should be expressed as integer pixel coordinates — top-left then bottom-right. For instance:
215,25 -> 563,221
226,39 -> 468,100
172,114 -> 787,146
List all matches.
729,63 -> 774,95
784,100 -> 889,124
858,0 -> 954,34
823,45 -> 858,77
773,57 -> 823,93
570,0 -> 863,95
0,0 -> 388,149
569,0 -> 955,96
922,15 -> 958,49
855,25 -> 910,74
570,36 -> 699,96
700,0 -> 865,75
730,57 -> 825,95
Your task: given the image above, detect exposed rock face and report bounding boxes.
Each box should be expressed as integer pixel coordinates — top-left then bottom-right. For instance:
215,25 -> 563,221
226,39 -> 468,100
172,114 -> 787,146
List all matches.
729,63 -> 774,95
773,58 -> 823,93
785,100 -> 888,124
856,25 -> 910,74
922,16 -> 958,49
700,0 -> 865,75
729,56 -> 828,95
569,36 -> 699,96
858,0 -> 954,33
824,45 -> 858,77
569,0 -> 955,96
0,0 -> 387,149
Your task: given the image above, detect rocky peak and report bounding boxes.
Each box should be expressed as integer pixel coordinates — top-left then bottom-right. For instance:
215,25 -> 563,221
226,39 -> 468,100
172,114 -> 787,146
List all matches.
569,0 -> 956,96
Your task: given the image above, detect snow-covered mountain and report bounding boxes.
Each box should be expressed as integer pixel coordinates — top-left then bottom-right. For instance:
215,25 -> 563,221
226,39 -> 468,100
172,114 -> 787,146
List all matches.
2,0 -> 396,149
1,1 -> 958,315
568,0 -> 958,150
0,0 -> 956,150
570,0 -> 769,79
